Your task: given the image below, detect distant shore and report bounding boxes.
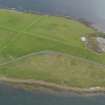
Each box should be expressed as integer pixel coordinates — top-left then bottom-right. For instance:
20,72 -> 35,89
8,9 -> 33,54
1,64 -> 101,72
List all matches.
0,8 -> 97,32
0,9 -> 105,96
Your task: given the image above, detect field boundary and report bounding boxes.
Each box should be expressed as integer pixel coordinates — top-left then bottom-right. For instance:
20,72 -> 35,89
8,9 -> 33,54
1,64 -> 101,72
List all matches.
0,50 -> 104,69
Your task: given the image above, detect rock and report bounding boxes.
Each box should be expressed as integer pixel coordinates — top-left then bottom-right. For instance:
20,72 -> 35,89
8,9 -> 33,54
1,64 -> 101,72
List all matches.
96,37 -> 105,52
81,37 -> 86,42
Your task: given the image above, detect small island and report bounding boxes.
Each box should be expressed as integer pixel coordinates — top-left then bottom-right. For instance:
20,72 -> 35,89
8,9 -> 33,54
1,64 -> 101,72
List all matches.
0,9 -> 105,94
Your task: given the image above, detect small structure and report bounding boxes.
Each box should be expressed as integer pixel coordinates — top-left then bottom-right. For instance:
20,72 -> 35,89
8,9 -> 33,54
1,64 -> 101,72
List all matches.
81,36 -> 86,42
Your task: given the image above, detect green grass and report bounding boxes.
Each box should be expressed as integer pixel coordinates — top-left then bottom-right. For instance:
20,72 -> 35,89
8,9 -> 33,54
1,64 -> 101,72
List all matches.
0,53 -> 105,88
0,9 -> 105,88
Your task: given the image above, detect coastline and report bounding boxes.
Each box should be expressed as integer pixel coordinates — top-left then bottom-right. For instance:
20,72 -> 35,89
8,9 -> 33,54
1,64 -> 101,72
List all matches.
0,8 -> 105,96
1,77 -> 105,96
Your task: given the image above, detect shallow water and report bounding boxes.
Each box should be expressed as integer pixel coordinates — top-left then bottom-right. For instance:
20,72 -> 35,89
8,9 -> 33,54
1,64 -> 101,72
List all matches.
0,84 -> 105,105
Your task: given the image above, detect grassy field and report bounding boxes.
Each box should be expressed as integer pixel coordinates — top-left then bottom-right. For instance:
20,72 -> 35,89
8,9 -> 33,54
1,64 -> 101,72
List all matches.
0,9 -> 105,88
1,52 -> 105,88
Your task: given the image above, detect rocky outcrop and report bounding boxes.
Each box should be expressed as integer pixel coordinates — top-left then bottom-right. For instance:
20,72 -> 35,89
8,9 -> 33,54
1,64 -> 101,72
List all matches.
96,37 -> 105,52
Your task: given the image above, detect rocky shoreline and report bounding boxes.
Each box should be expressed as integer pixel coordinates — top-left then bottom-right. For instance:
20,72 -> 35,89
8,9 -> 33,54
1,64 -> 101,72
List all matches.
0,77 -> 105,96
